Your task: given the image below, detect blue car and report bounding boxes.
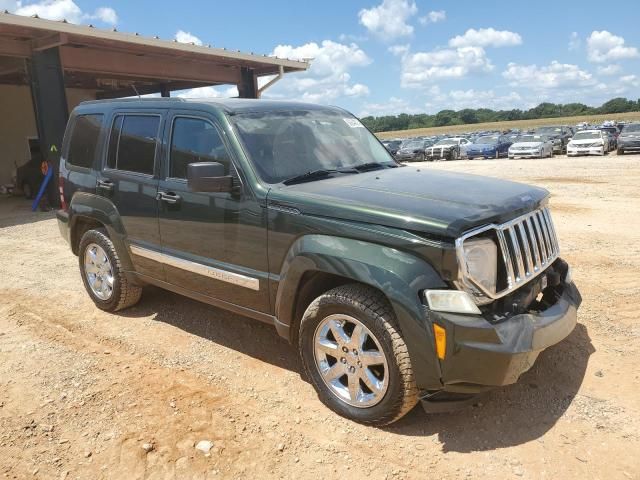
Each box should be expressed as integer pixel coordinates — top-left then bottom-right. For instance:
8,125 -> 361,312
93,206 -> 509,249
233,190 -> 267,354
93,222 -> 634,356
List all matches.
466,135 -> 513,160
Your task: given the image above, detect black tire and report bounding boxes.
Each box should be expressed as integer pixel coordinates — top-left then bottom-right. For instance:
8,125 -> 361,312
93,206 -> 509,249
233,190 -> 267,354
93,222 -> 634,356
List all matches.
78,229 -> 142,312
298,284 -> 419,426
617,148 -> 624,155
22,182 -> 33,199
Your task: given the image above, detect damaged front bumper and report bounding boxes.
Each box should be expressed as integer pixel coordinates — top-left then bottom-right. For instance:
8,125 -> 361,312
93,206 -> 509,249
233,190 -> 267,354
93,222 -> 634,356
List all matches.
421,267 -> 581,412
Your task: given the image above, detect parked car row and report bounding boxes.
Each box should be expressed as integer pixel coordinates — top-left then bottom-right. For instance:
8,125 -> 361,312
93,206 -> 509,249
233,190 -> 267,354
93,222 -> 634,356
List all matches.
381,120 -> 640,162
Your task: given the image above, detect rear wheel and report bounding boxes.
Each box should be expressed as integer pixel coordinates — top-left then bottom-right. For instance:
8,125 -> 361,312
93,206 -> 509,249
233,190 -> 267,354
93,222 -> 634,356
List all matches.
79,229 -> 142,312
299,284 -> 418,426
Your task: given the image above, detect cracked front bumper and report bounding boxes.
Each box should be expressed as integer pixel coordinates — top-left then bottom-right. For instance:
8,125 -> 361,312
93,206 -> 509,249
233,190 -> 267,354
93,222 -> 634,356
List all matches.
429,279 -> 581,395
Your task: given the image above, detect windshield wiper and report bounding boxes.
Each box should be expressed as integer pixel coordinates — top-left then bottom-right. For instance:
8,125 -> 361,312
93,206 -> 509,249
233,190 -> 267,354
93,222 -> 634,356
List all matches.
282,167 -> 358,186
353,162 -> 398,172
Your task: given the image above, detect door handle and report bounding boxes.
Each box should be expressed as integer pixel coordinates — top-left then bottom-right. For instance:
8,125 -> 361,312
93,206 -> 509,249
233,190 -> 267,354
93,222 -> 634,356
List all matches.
156,191 -> 181,205
97,179 -> 114,192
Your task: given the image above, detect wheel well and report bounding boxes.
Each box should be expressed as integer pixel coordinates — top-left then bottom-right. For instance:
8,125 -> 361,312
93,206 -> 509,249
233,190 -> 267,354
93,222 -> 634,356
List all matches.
71,217 -> 106,255
288,271 -> 388,345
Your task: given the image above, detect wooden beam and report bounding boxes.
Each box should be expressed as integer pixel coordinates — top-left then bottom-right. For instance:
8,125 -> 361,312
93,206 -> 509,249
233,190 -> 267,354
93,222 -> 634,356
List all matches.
59,46 -> 241,85
31,33 -> 68,51
0,38 -> 31,58
95,81 -> 211,99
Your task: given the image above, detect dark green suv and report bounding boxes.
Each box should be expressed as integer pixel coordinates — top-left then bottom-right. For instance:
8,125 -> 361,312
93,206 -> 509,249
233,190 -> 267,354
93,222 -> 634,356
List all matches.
56,98 -> 581,426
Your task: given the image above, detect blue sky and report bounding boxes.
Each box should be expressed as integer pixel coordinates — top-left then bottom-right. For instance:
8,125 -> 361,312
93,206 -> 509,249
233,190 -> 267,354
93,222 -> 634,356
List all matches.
3,0 -> 639,116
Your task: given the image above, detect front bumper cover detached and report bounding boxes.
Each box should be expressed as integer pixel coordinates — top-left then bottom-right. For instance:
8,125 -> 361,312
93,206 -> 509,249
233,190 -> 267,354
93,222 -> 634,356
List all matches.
421,271 -> 581,412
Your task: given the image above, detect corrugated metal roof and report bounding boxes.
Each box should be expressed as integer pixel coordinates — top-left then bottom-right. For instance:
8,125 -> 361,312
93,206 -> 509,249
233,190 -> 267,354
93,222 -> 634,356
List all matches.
0,11 -> 309,73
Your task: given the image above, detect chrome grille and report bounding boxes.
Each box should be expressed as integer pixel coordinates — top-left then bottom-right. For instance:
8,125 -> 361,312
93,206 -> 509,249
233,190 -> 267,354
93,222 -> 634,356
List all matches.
496,207 -> 559,290
456,207 -> 560,301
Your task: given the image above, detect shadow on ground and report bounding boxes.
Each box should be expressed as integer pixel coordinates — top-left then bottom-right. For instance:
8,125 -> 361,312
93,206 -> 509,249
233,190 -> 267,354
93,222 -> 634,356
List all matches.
0,196 -> 55,228
388,323 -> 594,452
122,286 -> 594,453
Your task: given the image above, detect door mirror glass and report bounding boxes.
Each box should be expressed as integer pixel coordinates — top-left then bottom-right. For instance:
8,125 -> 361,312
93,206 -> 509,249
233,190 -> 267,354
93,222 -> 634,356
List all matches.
187,162 -> 233,193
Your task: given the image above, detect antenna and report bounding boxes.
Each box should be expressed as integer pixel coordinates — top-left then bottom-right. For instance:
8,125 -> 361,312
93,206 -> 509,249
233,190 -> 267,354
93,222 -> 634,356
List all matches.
132,85 -> 141,99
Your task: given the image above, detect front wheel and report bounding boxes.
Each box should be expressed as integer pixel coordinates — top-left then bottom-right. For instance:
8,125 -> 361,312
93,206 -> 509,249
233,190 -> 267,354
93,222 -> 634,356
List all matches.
299,284 -> 418,426
617,148 -> 624,155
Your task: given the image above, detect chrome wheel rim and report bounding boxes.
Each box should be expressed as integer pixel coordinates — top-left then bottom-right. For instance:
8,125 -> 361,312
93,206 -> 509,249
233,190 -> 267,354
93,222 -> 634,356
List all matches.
313,314 -> 389,408
84,243 -> 114,301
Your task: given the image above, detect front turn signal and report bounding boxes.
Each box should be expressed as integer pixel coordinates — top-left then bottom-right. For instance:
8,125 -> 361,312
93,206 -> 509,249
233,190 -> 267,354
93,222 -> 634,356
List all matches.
433,324 -> 446,360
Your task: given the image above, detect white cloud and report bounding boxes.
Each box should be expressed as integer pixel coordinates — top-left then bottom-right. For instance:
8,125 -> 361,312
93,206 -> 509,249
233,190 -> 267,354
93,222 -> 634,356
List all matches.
568,32 -> 580,51
175,30 -> 203,46
11,0 -> 118,25
92,7 -> 117,25
502,61 -> 595,89
359,96 -> 422,117
358,0 -> 417,41
418,10 -> 445,26
401,46 -> 493,86
425,89 -> 528,113
620,74 -> 639,87
448,28 -> 522,48
597,64 -> 622,76
388,44 -> 409,56
267,40 -> 371,103
176,85 -> 238,99
587,31 -> 639,63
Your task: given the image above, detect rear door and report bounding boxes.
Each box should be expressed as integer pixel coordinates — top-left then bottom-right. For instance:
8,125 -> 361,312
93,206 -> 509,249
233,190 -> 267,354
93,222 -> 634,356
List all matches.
156,110 -> 270,312
96,110 -> 166,280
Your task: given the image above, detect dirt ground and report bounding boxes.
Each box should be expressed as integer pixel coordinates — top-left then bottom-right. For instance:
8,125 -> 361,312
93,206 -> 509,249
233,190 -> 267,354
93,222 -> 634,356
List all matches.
1,154 -> 639,480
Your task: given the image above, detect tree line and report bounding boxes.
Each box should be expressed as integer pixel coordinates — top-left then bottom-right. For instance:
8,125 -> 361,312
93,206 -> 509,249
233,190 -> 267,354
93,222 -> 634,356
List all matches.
360,97 -> 640,133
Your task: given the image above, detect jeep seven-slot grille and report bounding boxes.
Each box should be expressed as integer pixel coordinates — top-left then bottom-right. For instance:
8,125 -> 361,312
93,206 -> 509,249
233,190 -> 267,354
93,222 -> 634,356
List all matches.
496,207 -> 559,290
457,207 -> 560,301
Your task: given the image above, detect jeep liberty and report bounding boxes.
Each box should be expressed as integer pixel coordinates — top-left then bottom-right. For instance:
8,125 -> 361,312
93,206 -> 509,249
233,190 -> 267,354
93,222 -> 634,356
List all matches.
56,99 -> 581,425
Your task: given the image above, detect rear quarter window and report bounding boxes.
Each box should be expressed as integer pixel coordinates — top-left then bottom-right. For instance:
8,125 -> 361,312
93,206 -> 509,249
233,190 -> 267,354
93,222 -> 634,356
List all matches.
66,114 -> 104,169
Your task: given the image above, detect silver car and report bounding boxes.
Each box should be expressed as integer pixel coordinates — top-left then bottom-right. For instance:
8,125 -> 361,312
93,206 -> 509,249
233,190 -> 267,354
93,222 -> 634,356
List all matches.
508,134 -> 554,159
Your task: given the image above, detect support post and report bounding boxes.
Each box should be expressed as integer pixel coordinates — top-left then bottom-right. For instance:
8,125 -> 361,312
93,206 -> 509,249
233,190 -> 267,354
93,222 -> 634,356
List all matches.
160,84 -> 170,98
28,47 -> 69,207
238,67 -> 258,99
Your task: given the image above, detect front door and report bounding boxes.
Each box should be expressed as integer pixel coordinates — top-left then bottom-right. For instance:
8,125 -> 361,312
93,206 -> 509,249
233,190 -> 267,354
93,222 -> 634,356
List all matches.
97,111 -> 165,279
157,111 -> 270,313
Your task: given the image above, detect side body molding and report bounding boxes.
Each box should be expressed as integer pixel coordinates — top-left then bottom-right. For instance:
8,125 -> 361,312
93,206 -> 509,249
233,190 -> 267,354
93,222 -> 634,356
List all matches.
274,234 -> 448,390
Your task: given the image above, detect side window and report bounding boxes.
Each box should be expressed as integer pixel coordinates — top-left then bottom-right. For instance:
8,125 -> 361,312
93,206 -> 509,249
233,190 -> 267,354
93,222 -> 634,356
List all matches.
67,114 -> 103,168
106,114 -> 160,175
169,117 -> 231,179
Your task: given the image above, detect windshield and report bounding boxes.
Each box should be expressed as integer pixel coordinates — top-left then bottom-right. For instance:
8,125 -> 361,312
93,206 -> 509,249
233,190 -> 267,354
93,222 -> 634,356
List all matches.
536,127 -> 562,134
572,131 -> 602,140
435,139 -> 456,146
403,141 -> 424,149
231,109 -> 396,184
516,135 -> 544,143
474,136 -> 499,144
623,124 -> 640,133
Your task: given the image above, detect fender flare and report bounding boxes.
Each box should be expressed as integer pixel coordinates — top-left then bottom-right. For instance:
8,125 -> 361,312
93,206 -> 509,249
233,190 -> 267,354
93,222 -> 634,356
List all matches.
68,192 -> 135,271
275,234 -> 447,390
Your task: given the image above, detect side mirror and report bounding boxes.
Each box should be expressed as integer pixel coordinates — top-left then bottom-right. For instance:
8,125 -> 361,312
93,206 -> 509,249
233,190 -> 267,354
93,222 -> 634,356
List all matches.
187,162 -> 233,193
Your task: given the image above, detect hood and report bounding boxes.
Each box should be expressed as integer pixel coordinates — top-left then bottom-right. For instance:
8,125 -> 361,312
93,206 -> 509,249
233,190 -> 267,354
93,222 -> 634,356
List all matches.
570,138 -> 603,145
430,144 -> 455,151
511,141 -> 543,148
467,143 -> 497,150
268,167 -> 548,239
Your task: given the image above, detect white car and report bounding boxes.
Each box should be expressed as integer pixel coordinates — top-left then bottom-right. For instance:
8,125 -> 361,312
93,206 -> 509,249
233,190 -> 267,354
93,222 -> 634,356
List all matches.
508,134 -> 554,159
566,130 -> 608,157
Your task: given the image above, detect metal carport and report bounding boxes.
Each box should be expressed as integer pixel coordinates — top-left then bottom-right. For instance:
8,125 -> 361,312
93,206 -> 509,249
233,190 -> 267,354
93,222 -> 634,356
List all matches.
0,12 -> 308,204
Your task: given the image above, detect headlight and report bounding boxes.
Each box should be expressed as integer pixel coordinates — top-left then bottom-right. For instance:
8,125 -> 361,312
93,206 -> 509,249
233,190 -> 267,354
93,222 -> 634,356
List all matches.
424,290 -> 481,315
462,238 -> 498,295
